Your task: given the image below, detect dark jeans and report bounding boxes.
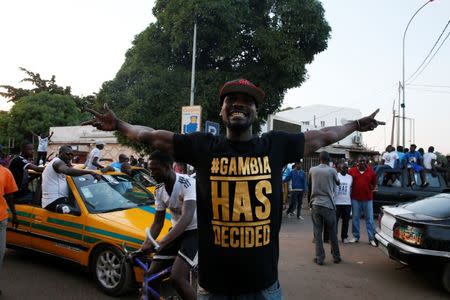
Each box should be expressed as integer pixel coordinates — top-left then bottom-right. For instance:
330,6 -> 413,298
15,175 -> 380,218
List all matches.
336,205 -> 351,240
287,191 -> 303,217
44,197 -> 68,212
312,205 -> 340,262
36,151 -> 47,165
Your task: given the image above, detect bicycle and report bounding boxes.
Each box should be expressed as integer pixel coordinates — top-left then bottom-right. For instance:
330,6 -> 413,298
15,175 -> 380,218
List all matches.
122,228 -> 198,300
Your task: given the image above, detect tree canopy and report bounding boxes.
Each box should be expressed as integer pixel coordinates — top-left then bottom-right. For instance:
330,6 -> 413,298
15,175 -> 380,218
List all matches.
98,0 -> 331,144
0,68 -> 92,151
6,92 -> 82,146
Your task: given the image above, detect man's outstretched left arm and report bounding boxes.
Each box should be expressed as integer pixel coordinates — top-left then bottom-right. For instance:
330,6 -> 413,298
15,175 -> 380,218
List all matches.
304,109 -> 385,156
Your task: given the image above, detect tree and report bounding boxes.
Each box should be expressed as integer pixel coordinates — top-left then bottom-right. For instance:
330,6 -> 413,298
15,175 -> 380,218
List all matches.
5,92 -> 82,147
0,67 -> 72,103
98,0 -> 330,148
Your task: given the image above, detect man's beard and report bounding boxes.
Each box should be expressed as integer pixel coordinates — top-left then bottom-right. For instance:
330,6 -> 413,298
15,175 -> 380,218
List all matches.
226,121 -> 252,132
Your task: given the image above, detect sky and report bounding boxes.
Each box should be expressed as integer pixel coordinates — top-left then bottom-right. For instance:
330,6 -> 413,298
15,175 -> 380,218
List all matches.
1,0 -> 449,154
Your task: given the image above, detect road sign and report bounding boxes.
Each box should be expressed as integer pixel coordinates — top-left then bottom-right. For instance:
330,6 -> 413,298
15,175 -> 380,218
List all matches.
205,121 -> 220,136
181,106 -> 202,134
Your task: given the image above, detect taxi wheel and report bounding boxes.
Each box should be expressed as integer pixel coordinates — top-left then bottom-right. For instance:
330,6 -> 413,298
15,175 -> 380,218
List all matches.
91,245 -> 133,296
443,261 -> 450,293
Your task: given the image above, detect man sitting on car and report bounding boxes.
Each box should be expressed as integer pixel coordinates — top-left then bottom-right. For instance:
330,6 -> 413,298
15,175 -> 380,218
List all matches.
42,145 -> 101,212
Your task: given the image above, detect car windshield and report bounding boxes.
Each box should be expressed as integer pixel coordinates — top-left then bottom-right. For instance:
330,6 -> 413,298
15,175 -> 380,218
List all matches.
73,174 -> 155,213
131,168 -> 157,188
403,194 -> 450,218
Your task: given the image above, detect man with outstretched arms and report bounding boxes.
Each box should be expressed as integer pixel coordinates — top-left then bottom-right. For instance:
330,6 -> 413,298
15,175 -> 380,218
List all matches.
83,79 -> 384,299
140,150 -> 197,300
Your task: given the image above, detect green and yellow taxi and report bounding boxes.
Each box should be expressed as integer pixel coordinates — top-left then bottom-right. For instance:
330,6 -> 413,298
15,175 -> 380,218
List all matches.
6,171 -> 170,296
130,166 -> 157,195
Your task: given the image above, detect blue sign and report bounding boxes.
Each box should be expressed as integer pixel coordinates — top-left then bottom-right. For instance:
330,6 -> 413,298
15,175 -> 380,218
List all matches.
205,121 -> 220,136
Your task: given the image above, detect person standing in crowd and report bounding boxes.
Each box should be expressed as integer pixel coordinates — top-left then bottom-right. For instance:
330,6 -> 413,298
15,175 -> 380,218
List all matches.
0,164 -> 18,296
110,154 -> 129,171
381,145 -> 398,169
334,162 -> 353,243
395,145 -> 406,168
140,150 -> 198,300
348,155 -> 378,246
308,151 -> 341,265
83,78 -> 384,298
405,144 -> 428,187
42,145 -> 101,211
31,131 -> 54,165
283,162 -> 307,220
423,146 -> 437,172
85,140 -> 106,170
9,142 -> 45,203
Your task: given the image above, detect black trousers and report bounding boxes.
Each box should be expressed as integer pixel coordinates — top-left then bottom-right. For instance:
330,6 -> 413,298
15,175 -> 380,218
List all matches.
336,205 -> 351,240
287,191 -> 304,217
44,197 -> 68,212
36,151 -> 47,165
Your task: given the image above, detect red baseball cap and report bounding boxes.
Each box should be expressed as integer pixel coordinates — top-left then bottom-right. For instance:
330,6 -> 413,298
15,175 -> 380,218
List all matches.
219,79 -> 265,106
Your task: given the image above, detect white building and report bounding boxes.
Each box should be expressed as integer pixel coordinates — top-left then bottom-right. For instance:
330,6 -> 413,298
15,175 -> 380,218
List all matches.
264,104 -> 363,147
47,125 -> 141,163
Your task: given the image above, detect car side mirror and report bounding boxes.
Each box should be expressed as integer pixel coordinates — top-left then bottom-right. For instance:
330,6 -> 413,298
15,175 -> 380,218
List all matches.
55,204 -> 81,216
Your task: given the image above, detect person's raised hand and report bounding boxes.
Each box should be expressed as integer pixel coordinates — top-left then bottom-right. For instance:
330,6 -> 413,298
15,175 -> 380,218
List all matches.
356,109 -> 386,132
81,103 -> 119,131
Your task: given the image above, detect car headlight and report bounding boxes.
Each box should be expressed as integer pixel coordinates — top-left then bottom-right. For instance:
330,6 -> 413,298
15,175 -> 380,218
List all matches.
393,223 -> 424,246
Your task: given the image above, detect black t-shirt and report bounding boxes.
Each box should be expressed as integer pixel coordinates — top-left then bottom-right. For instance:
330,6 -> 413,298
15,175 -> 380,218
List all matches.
173,131 -> 305,294
8,155 -> 31,197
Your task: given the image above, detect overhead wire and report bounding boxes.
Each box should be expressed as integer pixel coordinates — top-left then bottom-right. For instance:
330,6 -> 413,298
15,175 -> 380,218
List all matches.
407,20 -> 450,84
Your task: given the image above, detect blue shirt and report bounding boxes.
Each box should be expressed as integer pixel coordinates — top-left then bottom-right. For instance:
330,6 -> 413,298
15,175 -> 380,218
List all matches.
283,168 -> 307,190
405,151 -> 421,166
110,161 -> 122,171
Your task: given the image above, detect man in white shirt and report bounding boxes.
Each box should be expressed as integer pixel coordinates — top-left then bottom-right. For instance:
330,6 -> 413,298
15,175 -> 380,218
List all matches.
140,150 -> 197,300
381,145 -> 398,169
85,140 -> 106,170
423,146 -> 437,170
334,162 -> 353,244
31,131 -> 54,165
42,145 -> 101,211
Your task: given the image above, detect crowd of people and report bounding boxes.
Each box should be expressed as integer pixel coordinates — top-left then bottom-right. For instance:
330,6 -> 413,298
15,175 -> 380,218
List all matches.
0,77 -> 413,299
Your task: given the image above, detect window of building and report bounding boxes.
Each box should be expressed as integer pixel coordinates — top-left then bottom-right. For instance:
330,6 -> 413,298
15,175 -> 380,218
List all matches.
320,121 -> 325,127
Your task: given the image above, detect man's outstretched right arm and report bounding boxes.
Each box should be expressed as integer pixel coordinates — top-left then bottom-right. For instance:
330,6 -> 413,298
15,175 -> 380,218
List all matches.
82,103 -> 175,155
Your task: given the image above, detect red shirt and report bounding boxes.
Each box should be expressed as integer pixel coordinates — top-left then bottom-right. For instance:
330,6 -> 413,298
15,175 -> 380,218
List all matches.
348,167 -> 377,201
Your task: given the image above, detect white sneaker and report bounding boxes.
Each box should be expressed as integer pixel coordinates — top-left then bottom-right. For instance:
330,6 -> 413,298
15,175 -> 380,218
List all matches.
342,238 -> 350,244
370,240 -> 378,247
348,237 -> 359,243
287,212 -> 294,218
297,216 -> 304,220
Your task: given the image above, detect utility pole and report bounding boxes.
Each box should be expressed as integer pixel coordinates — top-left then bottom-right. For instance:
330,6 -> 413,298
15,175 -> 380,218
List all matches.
397,82 -> 402,147
391,99 -> 395,146
189,22 -> 197,106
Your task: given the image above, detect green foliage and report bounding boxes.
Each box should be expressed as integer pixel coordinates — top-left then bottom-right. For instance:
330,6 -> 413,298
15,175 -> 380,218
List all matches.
6,92 -> 81,146
0,111 -> 11,146
98,0 -> 330,147
0,67 -> 72,103
435,151 -> 448,167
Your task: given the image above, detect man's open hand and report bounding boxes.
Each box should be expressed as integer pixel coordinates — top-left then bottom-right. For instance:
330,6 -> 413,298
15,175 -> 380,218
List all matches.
81,103 -> 118,131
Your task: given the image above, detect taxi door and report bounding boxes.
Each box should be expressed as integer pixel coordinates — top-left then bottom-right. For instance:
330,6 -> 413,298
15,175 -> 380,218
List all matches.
30,187 -> 88,263
6,203 -> 33,248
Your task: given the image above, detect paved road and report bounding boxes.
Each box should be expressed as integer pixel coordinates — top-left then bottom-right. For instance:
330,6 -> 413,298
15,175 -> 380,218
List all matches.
1,210 -> 448,299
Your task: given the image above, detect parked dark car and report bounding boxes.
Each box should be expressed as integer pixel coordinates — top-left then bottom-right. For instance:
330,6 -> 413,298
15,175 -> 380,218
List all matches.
375,193 -> 450,293
373,167 -> 449,214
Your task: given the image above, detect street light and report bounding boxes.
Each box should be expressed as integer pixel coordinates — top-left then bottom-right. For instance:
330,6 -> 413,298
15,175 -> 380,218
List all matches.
401,0 -> 434,147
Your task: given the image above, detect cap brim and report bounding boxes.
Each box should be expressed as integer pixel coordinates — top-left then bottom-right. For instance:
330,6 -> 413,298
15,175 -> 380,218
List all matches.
220,85 -> 265,105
